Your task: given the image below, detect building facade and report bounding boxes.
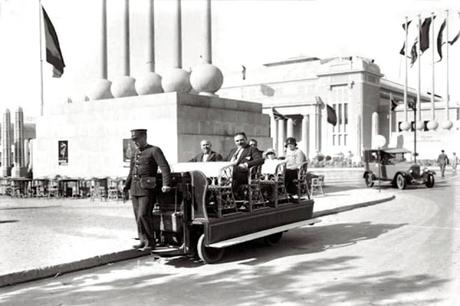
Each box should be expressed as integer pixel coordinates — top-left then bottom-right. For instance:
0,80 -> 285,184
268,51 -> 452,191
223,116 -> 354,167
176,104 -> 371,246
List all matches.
218,56 -> 459,161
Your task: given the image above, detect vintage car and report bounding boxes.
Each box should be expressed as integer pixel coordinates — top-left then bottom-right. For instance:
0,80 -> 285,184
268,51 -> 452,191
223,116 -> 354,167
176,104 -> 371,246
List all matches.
363,148 -> 435,190
150,161 -> 317,263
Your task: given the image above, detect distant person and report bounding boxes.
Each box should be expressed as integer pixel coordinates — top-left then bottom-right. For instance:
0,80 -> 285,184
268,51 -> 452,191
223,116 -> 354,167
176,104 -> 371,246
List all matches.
123,129 -> 171,252
249,139 -> 264,155
189,139 -> 223,162
225,132 -> 264,197
284,137 -> 306,194
264,148 -> 277,160
437,149 -> 449,177
451,152 -> 458,173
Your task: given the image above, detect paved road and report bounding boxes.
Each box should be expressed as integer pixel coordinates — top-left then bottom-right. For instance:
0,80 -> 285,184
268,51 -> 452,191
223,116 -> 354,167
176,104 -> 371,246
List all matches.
0,172 -> 458,305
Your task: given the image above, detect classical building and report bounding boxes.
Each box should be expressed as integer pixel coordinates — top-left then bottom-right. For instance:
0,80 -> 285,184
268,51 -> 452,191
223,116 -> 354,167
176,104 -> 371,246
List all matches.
218,56 -> 460,160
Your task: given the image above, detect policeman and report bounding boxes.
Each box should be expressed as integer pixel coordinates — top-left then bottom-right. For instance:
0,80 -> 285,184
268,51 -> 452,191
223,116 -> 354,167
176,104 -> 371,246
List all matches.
123,129 -> 171,251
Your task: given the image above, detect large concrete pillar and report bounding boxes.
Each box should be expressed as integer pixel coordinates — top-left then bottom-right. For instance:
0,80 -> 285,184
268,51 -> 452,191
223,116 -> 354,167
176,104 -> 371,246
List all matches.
1,109 -> 12,177
270,114 -> 278,151
24,139 -> 30,169
315,105 -> 322,153
371,111 -> 379,148
172,0 -> 182,68
287,118 -> 294,138
122,0 -> 130,76
14,107 -> 25,168
147,0 -> 155,72
277,119 -> 285,156
203,0 -> 212,64
101,0 -> 108,79
301,114 -> 309,158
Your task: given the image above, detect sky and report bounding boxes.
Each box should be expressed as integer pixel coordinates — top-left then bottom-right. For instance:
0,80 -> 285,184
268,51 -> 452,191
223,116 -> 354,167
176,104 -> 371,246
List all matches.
1,0 -> 460,119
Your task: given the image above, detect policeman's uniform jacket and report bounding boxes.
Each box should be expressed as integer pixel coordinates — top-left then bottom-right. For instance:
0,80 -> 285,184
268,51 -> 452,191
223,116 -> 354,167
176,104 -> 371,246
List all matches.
125,144 -> 171,196
189,151 -> 223,162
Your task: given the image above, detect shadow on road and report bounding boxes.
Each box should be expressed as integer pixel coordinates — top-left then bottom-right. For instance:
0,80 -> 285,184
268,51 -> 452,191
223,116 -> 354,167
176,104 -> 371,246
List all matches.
0,220 -> 18,224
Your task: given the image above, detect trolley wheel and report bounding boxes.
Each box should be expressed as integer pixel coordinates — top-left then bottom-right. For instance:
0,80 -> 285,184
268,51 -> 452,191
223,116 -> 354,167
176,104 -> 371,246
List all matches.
395,173 -> 407,190
425,174 -> 435,188
263,232 -> 283,246
197,234 -> 224,264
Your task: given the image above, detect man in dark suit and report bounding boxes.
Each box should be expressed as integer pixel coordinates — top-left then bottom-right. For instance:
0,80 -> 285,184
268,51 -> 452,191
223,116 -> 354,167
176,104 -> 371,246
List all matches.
189,139 -> 223,162
123,129 -> 171,251
225,132 -> 264,197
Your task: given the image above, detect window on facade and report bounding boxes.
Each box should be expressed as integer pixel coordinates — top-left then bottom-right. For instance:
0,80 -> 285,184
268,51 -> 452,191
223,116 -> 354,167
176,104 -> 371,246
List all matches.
331,85 -> 349,147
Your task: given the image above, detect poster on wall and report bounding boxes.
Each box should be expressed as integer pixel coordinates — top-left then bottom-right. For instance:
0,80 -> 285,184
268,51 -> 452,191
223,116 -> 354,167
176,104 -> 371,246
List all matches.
58,140 -> 68,166
123,139 -> 134,167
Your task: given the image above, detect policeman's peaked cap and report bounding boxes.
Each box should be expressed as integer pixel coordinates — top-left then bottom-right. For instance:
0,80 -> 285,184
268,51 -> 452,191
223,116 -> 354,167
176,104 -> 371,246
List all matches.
131,129 -> 147,139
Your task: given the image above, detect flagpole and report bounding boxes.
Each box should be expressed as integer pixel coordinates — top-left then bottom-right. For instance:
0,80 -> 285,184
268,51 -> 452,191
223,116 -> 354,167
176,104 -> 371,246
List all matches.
389,92 -> 393,139
38,0 -> 44,116
417,14 -> 421,124
404,16 -> 408,123
430,12 -> 435,123
445,9 -> 450,122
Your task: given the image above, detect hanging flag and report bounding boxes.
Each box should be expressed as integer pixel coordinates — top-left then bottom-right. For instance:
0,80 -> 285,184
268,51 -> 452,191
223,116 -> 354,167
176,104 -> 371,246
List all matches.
391,98 -> 399,111
420,16 -> 435,53
400,20 -> 413,56
272,107 -> 287,120
410,41 -> 418,66
436,19 -> 447,62
42,7 -> 65,77
326,104 -> 337,126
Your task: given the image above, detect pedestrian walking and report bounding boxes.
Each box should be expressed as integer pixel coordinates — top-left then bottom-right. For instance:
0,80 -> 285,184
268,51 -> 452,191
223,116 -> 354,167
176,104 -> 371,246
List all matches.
451,152 -> 458,173
437,149 -> 449,177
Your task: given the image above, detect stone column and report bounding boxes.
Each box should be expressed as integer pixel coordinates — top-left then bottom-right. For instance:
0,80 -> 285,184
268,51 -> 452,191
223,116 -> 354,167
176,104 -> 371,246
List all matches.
14,107 -> 25,171
270,114 -> 278,151
1,109 -> 12,177
147,0 -> 155,72
203,0 -> 212,64
122,0 -> 130,75
277,119 -> 285,157
315,104 -> 322,153
301,114 -> 309,158
172,0 -> 182,68
101,0 -> 108,78
287,117 -> 294,138
371,112 -> 379,148
24,139 -> 30,169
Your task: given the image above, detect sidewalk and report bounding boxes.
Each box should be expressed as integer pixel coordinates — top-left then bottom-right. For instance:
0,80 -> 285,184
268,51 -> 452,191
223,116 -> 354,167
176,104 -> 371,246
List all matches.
0,188 -> 395,288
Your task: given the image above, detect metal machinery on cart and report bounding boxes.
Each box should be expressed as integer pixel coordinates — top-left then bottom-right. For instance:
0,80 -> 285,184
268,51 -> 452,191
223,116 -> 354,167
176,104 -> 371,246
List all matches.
151,161 -> 317,263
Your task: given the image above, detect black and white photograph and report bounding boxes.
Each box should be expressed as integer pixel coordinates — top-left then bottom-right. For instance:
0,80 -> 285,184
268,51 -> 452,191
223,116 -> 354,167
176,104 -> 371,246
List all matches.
0,0 -> 459,305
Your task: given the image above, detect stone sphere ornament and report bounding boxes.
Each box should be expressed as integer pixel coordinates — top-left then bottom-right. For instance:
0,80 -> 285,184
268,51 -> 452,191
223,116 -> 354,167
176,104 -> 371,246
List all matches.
190,63 -> 224,95
441,120 -> 453,130
400,121 -> 411,131
87,79 -> 113,100
416,121 -> 425,130
111,76 -> 138,98
135,72 -> 163,95
426,120 -> 438,131
162,68 -> 192,93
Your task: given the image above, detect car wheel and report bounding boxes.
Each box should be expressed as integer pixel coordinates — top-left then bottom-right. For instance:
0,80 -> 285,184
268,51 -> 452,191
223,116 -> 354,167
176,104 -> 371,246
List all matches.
263,232 -> 283,246
425,174 -> 435,188
364,173 -> 374,187
197,234 -> 224,264
395,173 -> 407,190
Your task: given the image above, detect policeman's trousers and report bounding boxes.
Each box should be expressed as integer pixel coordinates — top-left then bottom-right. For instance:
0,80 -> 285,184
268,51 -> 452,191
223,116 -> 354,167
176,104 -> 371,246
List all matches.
131,195 -> 155,244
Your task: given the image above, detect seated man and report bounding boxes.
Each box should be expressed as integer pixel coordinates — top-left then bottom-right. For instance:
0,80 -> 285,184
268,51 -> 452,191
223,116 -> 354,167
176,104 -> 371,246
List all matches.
225,132 -> 264,198
189,139 -> 223,162
283,137 -> 306,194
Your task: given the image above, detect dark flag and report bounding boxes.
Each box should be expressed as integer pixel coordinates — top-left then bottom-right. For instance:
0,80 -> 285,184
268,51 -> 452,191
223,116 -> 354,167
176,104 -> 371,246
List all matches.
326,104 -> 337,126
43,7 -> 65,77
420,16 -> 435,53
437,19 -> 447,62
391,98 -> 399,111
272,107 -> 287,120
410,41 -> 418,66
400,20 -> 412,56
